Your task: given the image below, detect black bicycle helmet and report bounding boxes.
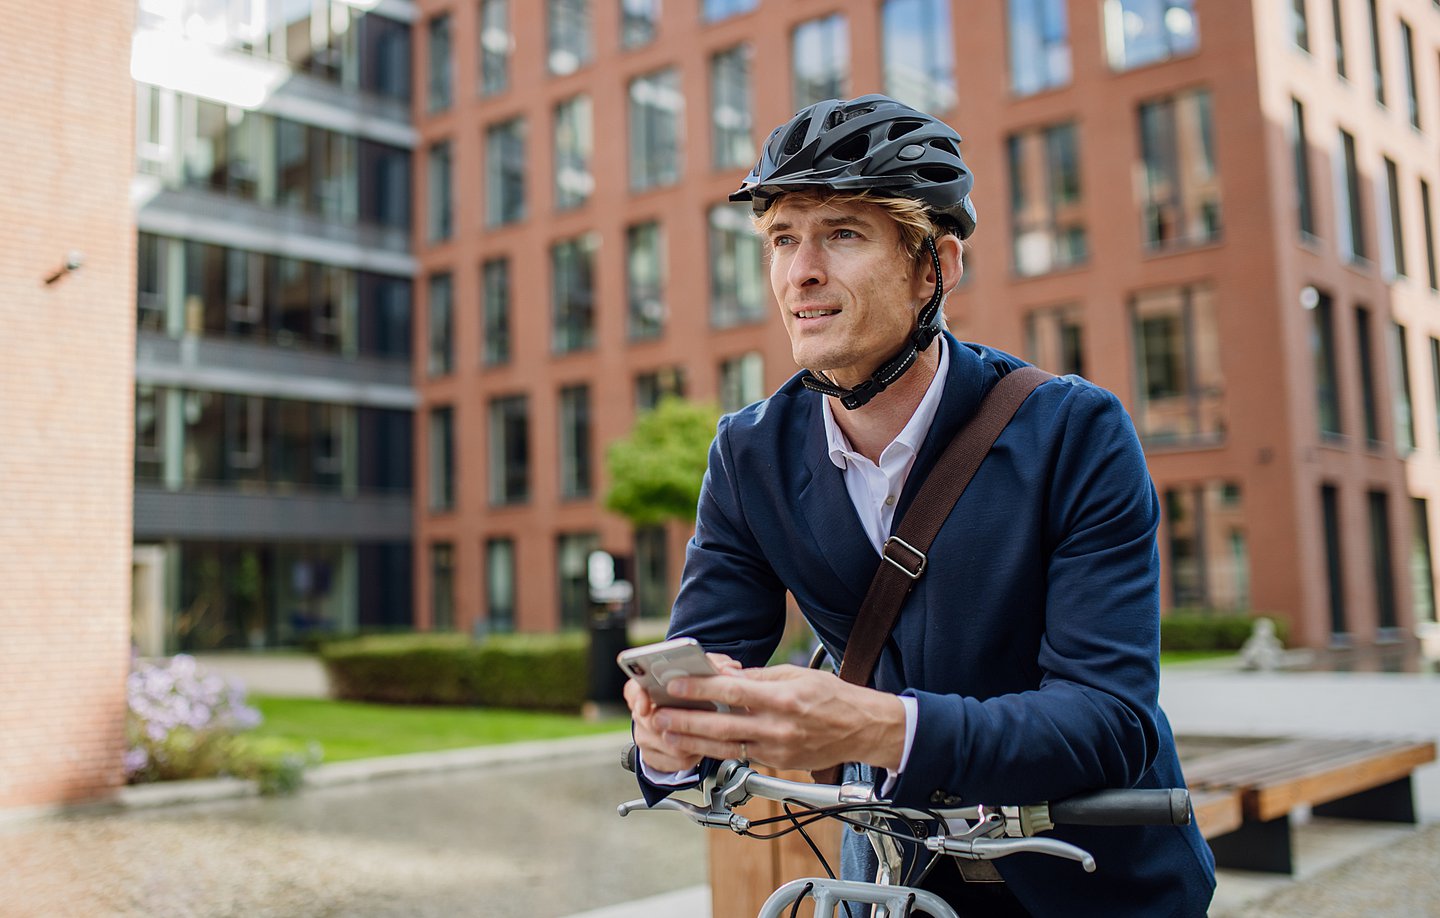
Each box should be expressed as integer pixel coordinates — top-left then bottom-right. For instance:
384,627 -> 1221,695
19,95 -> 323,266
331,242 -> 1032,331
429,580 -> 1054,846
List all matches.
729,94 -> 977,239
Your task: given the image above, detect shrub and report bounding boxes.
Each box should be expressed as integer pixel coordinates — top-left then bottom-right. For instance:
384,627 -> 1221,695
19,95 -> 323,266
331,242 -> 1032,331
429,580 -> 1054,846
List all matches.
1160,611 -> 1289,651
321,632 -> 591,712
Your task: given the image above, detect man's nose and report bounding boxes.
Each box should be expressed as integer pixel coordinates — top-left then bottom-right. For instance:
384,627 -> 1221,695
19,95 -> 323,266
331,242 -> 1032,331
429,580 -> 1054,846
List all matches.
787,239 -> 827,288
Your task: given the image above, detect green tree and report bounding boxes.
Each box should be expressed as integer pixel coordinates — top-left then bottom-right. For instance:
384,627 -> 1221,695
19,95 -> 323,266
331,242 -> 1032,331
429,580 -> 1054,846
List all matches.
604,397 -> 721,525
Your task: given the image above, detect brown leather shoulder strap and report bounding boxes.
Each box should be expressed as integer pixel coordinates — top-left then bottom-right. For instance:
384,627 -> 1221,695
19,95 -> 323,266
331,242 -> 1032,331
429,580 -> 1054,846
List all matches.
811,366 -> 1052,785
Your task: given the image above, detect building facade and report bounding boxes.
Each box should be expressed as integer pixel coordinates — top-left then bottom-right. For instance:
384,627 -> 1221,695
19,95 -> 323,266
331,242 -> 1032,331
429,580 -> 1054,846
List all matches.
130,0 -> 420,652
412,0 -> 1440,652
0,0 -> 136,809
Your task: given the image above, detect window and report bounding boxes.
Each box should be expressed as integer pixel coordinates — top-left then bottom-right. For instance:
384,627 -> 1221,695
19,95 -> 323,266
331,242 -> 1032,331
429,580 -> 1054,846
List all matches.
479,0 -> 512,95
1103,0 -> 1198,71
1138,89 -> 1219,249
1291,98 -> 1315,239
1422,179 -> 1438,291
1162,482 -> 1249,609
1401,20 -> 1419,128
489,394 -> 529,505
1381,157 -> 1406,280
1412,499 -> 1437,625
426,140 -> 453,242
634,525 -> 669,619
621,0 -> 659,48
709,202 -> 765,328
1321,484 -> 1348,637
135,384 -> 165,482
482,258 -> 511,366
431,543 -> 455,630
485,538 -> 517,632
1008,122 -> 1086,276
1309,288 -> 1343,437
429,406 -> 455,511
548,0 -> 592,76
1367,0 -> 1384,105
427,15 -> 452,113
427,272 -> 453,377
557,532 -> 600,628
1332,0 -> 1347,77
882,0 -> 955,113
1432,337 -> 1440,449
702,0 -> 756,21
627,221 -> 666,340
485,117 -> 526,227
1357,305 -> 1381,443
1024,305 -> 1085,378
1008,0 -> 1070,96
1368,490 -> 1398,630
358,138 -> 412,232
559,384 -> 592,499
719,352 -> 765,412
1336,129 -> 1367,261
629,68 -> 682,191
554,95 -> 593,210
552,234 -> 597,353
711,45 -> 754,171
635,366 -> 687,412
1393,322 -> 1416,454
792,14 -> 849,110
1130,284 -> 1224,445
1290,0 -> 1309,51
358,14 -> 413,105
138,233 -> 169,332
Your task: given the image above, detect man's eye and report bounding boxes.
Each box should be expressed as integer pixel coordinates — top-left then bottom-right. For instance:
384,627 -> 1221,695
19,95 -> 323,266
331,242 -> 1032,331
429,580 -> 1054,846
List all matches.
772,235 -> 796,246
834,229 -> 859,239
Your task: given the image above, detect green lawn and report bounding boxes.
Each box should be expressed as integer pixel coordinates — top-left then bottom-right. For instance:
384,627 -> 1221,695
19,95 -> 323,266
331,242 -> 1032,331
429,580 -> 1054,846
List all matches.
247,696 -> 628,764
1160,650 -> 1237,666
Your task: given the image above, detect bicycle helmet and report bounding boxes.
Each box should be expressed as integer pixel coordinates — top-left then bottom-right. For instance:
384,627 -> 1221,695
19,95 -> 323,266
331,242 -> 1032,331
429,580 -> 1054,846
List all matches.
729,94 -> 977,239
730,95 -> 977,410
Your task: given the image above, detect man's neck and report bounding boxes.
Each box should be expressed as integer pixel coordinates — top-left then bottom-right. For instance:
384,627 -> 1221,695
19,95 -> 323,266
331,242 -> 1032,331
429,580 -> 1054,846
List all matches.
828,346 -> 942,463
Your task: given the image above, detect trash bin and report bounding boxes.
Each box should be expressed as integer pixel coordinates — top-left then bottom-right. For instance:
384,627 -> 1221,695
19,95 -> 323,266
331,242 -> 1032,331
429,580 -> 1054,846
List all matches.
587,603 -> 631,711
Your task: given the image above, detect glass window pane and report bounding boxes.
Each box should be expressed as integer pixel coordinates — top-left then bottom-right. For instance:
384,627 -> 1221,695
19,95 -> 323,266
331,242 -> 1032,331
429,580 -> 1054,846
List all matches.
486,118 -> 527,226
710,45 -> 754,170
1009,122 -> 1086,276
1008,0 -> 1071,95
1138,89 -> 1220,249
1103,0 -> 1198,71
1131,284 -> 1225,445
882,0 -> 955,112
486,538 -> 517,632
629,69 -> 683,191
480,0 -> 512,95
554,95 -> 594,211
548,0 -> 593,76
627,222 -> 666,340
429,406 -> 454,511
792,14 -> 849,110
428,272 -> 453,376
551,234 -> 597,353
427,14 -> 452,113
621,0 -> 659,48
559,384 -> 592,499
709,203 -> 764,328
482,258 -> 511,365
489,394 -> 530,504
427,140 -> 453,242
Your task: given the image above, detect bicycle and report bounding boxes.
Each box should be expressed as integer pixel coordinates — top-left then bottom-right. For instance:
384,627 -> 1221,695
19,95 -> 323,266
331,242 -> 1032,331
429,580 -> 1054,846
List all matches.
617,747 -> 1192,918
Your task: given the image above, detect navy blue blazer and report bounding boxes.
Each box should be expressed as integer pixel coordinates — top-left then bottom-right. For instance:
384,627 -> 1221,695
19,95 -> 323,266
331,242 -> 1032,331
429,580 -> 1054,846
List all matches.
643,335 -> 1215,915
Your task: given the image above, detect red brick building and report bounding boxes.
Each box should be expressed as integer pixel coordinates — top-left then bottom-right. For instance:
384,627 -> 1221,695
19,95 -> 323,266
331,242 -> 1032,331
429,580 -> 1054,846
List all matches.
411,0 -> 1440,653
0,0 -> 137,810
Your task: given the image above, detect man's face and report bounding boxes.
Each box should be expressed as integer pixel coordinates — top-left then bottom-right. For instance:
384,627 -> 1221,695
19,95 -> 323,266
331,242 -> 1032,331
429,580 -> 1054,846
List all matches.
764,197 -> 929,390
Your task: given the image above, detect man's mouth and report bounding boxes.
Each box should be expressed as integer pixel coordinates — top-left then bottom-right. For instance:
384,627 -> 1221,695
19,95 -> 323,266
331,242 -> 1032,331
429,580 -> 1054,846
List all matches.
795,309 -> 840,319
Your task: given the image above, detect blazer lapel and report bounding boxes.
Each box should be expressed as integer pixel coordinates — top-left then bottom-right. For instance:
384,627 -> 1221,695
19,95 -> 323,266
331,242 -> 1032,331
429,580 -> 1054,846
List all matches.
795,396 -> 879,608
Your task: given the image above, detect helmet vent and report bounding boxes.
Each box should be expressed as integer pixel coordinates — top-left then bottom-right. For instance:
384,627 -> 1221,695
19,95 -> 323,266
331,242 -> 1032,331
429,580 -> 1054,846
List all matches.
832,134 -> 870,162
929,138 -> 959,156
916,165 -> 960,184
782,118 -> 812,155
887,119 -> 924,141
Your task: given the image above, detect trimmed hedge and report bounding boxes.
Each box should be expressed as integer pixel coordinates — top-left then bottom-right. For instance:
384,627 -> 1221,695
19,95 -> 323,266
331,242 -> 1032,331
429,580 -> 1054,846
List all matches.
1160,611 -> 1289,652
320,632 -> 591,711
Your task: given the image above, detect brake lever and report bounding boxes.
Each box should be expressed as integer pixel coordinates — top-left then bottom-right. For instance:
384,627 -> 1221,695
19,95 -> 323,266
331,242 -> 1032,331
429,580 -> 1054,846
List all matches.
617,797 -> 751,832
923,835 -> 1097,873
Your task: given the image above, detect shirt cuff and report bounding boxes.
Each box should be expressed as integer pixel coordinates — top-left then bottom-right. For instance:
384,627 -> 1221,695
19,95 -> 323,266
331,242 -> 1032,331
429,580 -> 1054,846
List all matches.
878,695 -> 918,798
638,749 -> 701,788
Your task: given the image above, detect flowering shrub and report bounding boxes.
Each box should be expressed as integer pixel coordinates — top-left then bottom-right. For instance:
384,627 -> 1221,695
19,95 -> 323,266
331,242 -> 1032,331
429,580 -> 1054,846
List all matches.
124,654 -> 263,784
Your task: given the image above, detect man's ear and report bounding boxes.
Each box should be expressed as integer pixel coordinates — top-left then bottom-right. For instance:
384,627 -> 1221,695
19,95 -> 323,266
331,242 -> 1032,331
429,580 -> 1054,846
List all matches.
917,234 -> 964,298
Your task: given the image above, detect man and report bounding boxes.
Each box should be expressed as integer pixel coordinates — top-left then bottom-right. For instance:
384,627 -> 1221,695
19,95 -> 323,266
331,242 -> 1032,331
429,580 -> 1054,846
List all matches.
626,95 -> 1215,916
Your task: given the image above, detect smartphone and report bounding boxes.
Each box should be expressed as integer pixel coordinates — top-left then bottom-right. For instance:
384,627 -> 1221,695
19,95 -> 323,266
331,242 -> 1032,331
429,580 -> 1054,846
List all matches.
617,637 -> 728,712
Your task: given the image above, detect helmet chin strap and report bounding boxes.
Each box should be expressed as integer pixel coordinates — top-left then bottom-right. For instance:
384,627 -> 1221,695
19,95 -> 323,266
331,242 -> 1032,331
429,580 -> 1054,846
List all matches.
801,236 -> 944,411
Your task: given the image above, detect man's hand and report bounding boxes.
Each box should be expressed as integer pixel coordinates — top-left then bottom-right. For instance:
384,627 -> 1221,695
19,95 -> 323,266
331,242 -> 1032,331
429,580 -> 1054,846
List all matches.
625,652 -> 741,774
646,664 -> 907,773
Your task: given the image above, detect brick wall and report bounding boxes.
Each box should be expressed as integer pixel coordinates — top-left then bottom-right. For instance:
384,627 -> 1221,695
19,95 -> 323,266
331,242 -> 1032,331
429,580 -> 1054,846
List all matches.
0,0 -> 137,810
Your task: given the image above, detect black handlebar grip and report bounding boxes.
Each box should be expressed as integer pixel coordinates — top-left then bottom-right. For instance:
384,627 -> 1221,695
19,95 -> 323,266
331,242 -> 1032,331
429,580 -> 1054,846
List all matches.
621,742 -> 638,773
1049,788 -> 1191,827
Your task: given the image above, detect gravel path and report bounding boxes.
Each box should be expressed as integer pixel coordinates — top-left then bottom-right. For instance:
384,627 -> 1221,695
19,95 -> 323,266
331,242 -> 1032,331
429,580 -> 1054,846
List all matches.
1227,822 -> 1440,918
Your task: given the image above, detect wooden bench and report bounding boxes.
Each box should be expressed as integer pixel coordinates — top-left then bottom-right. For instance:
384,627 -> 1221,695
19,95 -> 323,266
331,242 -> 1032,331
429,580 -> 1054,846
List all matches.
1182,736 -> 1437,873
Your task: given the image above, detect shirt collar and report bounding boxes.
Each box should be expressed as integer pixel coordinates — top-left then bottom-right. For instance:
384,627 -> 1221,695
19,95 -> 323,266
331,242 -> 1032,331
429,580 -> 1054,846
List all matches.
822,336 -> 950,470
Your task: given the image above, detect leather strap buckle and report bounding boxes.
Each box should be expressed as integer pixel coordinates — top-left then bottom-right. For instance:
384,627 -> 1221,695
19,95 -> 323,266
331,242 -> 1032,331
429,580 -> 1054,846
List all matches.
881,536 -> 927,580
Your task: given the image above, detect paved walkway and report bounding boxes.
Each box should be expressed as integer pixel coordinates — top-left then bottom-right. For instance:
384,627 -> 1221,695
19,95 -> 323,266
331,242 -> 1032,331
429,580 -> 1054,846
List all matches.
3,656 -> 1435,916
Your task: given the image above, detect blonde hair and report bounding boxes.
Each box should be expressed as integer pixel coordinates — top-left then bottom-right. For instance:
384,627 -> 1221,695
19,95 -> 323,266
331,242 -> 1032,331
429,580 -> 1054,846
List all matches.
751,190 -> 956,262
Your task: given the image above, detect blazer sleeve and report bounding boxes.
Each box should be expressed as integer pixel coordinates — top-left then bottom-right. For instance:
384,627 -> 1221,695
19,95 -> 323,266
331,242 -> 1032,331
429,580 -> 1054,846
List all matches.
892,385 -> 1165,807
634,414 -> 790,805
